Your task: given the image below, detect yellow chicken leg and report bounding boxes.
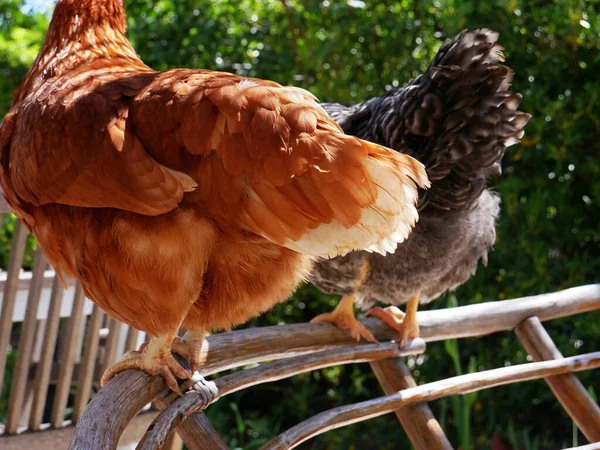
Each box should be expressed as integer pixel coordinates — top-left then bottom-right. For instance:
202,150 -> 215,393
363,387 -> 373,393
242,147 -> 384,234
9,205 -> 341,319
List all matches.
366,294 -> 420,347
171,329 -> 207,374
100,333 -> 191,393
311,295 -> 377,343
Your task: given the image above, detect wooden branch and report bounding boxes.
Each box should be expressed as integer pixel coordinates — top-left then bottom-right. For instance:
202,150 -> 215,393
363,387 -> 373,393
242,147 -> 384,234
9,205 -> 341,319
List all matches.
260,352 -> 600,450
193,284 -> 600,377
176,413 -> 228,450
369,358 -> 452,449
68,370 -> 166,450
515,316 -> 600,442
138,340 -> 426,450
70,284 -> 600,448
217,339 -> 425,398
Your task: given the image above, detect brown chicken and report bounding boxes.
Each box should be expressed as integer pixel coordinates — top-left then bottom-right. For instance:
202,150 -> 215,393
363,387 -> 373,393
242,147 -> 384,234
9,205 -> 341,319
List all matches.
0,0 -> 429,391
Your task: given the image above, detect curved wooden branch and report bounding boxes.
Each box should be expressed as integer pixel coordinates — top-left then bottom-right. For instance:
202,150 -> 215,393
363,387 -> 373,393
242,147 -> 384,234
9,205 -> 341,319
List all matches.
370,358 -> 452,449
69,284 -> 600,449
515,317 -> 600,441
176,413 -> 229,450
137,340 -> 426,449
199,283 -> 600,375
68,369 -> 165,450
260,352 -> 600,450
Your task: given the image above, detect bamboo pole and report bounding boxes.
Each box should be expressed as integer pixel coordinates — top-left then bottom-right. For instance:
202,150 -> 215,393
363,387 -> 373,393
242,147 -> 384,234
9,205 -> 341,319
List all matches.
260,352 -> 600,450
515,316 -> 600,442
370,358 -> 452,449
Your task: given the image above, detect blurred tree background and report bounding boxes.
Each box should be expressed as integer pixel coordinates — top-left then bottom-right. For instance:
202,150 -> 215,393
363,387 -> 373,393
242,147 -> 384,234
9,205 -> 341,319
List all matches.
1,0 -> 599,448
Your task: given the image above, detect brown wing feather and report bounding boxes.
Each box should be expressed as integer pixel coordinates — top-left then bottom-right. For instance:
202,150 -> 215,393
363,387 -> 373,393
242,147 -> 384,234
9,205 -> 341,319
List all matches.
132,70 -> 429,256
8,68 -> 196,216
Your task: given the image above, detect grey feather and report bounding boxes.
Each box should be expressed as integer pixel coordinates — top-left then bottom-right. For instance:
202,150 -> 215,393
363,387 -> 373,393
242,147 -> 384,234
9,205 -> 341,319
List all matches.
309,29 -> 530,308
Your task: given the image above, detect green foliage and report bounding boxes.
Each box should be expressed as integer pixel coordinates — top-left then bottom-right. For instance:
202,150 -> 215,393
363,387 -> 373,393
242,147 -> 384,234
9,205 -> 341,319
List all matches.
0,0 -> 48,110
1,0 -> 599,448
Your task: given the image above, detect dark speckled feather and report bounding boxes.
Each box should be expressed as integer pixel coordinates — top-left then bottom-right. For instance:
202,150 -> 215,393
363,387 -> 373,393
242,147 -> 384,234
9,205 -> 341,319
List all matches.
310,29 -> 530,308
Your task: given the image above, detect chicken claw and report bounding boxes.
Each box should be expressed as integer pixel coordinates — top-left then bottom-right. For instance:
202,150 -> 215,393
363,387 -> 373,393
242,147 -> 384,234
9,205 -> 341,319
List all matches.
366,295 -> 420,347
100,333 -> 191,393
170,329 -> 207,374
311,295 -> 377,343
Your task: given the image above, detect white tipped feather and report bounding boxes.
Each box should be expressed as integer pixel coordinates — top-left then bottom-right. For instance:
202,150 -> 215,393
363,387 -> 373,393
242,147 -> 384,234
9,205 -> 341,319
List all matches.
284,157 -> 427,258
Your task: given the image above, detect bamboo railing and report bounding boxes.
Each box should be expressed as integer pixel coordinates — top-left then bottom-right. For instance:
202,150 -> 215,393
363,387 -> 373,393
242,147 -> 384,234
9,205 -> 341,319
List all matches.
67,284 -> 600,450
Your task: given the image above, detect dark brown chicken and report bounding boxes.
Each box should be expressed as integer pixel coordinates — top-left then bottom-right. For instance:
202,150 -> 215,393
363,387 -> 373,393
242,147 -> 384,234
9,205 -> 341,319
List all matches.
310,30 -> 531,345
0,0 -> 429,390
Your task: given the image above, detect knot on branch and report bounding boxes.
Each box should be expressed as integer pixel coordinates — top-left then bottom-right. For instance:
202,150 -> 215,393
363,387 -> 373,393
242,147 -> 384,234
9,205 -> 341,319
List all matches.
191,373 -> 220,409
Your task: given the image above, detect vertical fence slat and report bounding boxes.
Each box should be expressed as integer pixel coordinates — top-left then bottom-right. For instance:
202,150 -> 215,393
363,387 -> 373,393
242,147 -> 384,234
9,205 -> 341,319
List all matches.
515,316 -> 600,442
125,326 -> 141,353
369,358 -> 453,450
51,283 -> 87,428
101,317 -> 123,375
6,248 -> 47,433
29,276 -> 65,430
73,304 -> 105,422
0,220 -> 28,396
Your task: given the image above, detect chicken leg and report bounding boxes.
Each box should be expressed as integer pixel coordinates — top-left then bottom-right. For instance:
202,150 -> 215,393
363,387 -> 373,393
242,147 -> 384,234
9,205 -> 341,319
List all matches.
311,295 -> 377,343
366,293 -> 420,347
100,333 -> 192,393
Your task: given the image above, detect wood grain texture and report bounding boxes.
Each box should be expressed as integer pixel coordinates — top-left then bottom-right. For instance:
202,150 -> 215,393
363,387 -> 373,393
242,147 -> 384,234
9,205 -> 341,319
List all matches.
68,284 -> 600,449
370,358 -> 452,449
177,413 -> 228,450
190,284 -> 600,377
68,370 -> 165,450
515,316 -> 600,442
138,340 -> 425,449
261,352 -> 600,450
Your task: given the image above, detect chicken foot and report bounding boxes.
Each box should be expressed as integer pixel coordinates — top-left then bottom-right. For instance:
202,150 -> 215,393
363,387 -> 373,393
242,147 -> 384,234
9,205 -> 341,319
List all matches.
170,329 -> 207,374
311,295 -> 377,343
366,293 -> 420,347
100,333 -> 191,393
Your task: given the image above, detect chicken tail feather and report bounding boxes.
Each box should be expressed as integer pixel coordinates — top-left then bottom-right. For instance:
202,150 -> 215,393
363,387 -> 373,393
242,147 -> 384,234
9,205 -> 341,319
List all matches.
283,136 -> 429,258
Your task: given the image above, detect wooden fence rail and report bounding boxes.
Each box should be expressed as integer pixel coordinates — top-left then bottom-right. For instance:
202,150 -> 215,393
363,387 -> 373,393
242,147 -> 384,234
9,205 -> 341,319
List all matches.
66,284 -> 600,449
